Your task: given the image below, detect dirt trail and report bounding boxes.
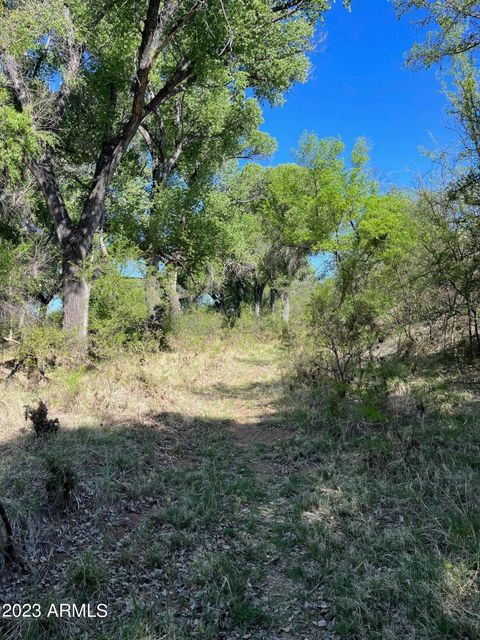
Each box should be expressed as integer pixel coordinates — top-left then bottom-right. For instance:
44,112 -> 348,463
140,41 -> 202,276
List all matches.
1,341 -> 339,640
180,342 -> 292,446
171,344 -> 337,639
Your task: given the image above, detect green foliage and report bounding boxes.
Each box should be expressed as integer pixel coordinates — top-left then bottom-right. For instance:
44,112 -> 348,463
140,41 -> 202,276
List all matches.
308,280 -> 384,387
89,270 -> 149,357
0,237 -> 59,304
395,0 -> 480,68
262,134 -> 378,251
108,80 -> 278,295
271,135 -> 424,408
192,552 -> 267,628
66,552 -> 107,599
0,98 -> 39,182
15,323 -> 72,369
1,0 -> 337,336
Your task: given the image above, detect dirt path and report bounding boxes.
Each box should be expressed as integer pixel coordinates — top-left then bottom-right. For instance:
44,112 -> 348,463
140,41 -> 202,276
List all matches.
170,342 -> 338,640
1,340 -> 338,640
186,343 -> 291,443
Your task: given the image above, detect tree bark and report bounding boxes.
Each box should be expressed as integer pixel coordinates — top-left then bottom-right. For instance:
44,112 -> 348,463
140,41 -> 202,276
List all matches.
62,254 -> 90,340
145,260 -> 166,333
167,266 -> 182,319
472,308 -> 480,358
269,289 -> 278,312
145,274 -> 162,319
254,281 -> 265,318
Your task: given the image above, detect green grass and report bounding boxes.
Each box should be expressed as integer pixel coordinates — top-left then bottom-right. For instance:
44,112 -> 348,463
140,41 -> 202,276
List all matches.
1,314 -> 479,639
189,552 -> 268,630
265,410 -> 480,639
66,552 -> 108,600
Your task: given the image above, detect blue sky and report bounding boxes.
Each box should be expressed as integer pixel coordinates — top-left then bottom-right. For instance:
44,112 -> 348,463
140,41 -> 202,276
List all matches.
260,0 -> 451,188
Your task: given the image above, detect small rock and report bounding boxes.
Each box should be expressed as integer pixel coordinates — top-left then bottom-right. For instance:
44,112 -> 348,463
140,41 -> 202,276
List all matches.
313,619 -> 327,628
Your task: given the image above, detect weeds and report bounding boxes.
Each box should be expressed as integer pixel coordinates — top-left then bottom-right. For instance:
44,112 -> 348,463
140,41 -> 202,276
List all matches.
25,400 -> 59,436
190,552 -> 267,629
65,552 -> 107,599
0,313 -> 479,639
45,459 -> 76,511
268,409 -> 480,639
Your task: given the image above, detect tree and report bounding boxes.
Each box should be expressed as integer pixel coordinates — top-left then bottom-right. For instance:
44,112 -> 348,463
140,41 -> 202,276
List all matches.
0,104 -> 60,335
260,135 -> 368,255
307,188 -> 418,392
258,135 -> 372,325
255,133 -> 420,384
260,162 -> 317,324
414,187 -> 480,357
394,3 -> 480,357
108,79 -> 275,327
263,243 -> 311,326
198,163 -> 269,317
394,0 -> 480,67
1,0 -> 334,342
196,162 -> 313,322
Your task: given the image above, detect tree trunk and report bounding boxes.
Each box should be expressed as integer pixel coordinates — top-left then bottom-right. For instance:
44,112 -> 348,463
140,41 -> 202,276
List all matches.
62,255 -> 90,342
270,289 -> 278,312
145,273 -> 162,318
167,266 -> 182,319
254,281 -> 265,318
281,291 -> 290,326
37,291 -> 55,324
472,308 -> 480,358
212,293 -> 225,312
0,501 -> 14,563
466,294 -> 479,358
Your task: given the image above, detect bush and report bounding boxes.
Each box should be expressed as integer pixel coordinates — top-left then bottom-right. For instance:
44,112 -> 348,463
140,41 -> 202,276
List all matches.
14,323 -> 76,372
25,400 -> 60,436
306,282 -> 385,389
89,270 -> 150,357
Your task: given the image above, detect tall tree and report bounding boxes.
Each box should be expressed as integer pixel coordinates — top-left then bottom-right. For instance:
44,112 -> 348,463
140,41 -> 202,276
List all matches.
198,163 -> 269,317
1,0 -> 335,342
108,80 -> 275,326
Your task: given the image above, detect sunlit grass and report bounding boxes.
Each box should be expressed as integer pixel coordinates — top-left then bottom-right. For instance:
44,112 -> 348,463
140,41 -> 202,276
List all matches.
1,310 -> 479,639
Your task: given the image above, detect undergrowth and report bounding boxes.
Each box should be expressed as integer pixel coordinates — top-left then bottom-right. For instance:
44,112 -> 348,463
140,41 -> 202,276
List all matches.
0,309 -> 479,639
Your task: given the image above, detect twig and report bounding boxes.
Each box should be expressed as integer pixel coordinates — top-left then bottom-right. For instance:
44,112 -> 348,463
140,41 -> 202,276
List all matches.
0,501 -> 14,563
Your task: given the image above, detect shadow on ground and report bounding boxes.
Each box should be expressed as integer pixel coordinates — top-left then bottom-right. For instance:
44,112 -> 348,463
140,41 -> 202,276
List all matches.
0,362 -> 479,639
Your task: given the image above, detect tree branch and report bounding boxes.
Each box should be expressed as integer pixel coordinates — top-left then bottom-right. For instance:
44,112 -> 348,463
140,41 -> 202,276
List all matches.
2,55 -> 30,109
51,4 -> 83,130
28,153 -> 73,246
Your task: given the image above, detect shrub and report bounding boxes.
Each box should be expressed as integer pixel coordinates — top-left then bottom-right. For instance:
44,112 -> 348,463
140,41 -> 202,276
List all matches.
14,324 -> 74,373
45,459 -> 75,510
89,270 -> 150,357
306,282 -> 385,390
25,400 -> 59,436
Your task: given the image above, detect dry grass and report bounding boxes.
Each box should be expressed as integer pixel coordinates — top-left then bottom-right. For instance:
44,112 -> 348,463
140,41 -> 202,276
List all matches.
0,310 -> 479,640
0,310 -> 281,442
